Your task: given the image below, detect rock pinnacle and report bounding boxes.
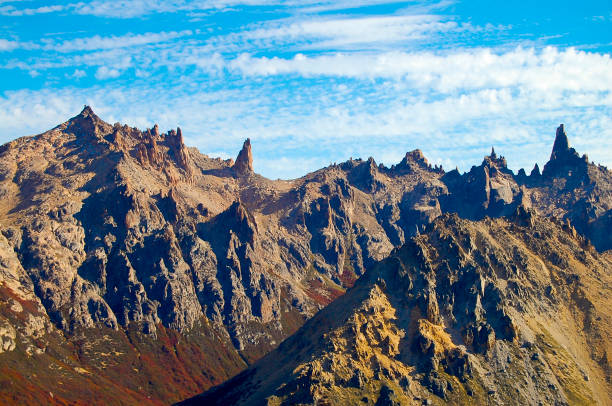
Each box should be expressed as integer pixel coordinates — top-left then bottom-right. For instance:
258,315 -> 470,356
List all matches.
550,124 -> 570,161
233,138 -> 253,175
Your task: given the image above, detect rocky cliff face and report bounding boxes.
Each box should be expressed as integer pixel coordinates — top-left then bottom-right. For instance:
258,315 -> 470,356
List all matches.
182,213 -> 612,405
0,109 -> 610,404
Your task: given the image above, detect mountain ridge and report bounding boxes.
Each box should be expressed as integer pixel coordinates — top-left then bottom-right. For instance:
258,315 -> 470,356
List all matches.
180,212 -> 612,405
0,107 -> 611,404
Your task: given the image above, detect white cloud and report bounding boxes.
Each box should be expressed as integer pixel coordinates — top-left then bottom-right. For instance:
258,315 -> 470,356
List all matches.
0,0 -> 291,18
0,4 -> 65,16
46,30 -> 193,52
0,63 -> 610,180
230,15 -> 461,50
0,38 -> 18,51
69,69 -> 86,78
0,0 -> 429,19
228,47 -> 612,94
95,66 -> 121,79
70,0 -> 299,18
292,0 -> 454,14
207,10 -> 506,54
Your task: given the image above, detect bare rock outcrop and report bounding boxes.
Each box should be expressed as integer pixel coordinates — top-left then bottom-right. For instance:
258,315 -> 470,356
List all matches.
542,124 -> 589,180
233,138 -> 253,175
183,214 -> 612,406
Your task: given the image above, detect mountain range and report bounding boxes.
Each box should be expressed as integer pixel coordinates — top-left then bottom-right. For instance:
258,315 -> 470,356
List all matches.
0,107 -> 610,405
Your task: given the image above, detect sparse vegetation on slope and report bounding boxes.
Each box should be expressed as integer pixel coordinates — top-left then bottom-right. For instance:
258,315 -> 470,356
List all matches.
182,212 -> 612,405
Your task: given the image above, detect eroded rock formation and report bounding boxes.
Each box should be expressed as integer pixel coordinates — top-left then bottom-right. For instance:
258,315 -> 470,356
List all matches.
233,138 -> 253,176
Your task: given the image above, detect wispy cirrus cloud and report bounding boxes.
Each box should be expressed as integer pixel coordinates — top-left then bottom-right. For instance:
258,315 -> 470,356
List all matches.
224,14 -> 469,51
45,30 -> 194,52
293,0 -> 453,14
69,0 -> 415,18
1,43 -> 611,179
0,0 -> 430,19
228,47 -> 612,93
0,4 -> 64,16
0,30 -> 195,57
2,11 -> 503,73
0,0 -> 264,18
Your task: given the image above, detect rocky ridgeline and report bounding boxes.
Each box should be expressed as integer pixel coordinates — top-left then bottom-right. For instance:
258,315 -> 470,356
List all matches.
0,107 -> 611,404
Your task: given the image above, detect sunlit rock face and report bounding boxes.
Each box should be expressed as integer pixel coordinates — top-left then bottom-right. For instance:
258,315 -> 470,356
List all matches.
182,214 -> 612,406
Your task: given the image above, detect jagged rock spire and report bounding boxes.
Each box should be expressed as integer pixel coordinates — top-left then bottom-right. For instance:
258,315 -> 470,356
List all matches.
491,146 -> 496,159
550,124 -> 570,161
543,123 -> 587,179
233,138 -> 253,175
530,163 -> 541,177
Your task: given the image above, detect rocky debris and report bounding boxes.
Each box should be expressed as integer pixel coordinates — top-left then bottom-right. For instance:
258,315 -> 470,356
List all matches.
233,138 -> 253,175
0,231 -> 54,355
422,371 -> 451,399
0,319 -> 16,353
349,369 -> 366,388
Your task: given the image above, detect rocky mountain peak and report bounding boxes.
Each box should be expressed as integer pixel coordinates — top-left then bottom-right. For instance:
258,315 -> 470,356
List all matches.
2,111 -> 612,405
543,124 -> 589,179
66,105 -> 107,137
404,149 -> 427,164
233,138 -> 253,175
483,146 -> 508,169
79,105 -> 96,118
393,149 -> 438,174
550,124 -> 570,160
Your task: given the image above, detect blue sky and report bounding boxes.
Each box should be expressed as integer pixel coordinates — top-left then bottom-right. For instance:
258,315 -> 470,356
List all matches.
1,0 -> 611,179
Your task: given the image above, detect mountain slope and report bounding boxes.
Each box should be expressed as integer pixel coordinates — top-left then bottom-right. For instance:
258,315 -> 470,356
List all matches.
181,212 -> 612,405
0,107 -> 610,404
